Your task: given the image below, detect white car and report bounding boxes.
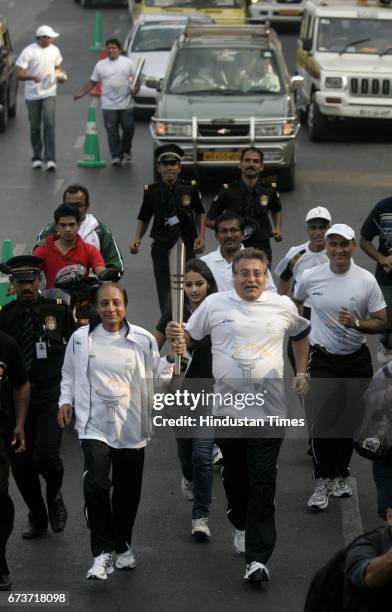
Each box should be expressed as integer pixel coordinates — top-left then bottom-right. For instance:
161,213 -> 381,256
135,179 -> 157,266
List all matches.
125,13 -> 213,113
247,0 -> 305,24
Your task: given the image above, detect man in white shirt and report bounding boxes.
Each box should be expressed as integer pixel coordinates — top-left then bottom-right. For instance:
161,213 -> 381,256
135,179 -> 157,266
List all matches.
74,38 -> 137,166
168,247 -> 310,584
201,211 -> 276,293
16,25 -> 65,171
294,224 -> 387,512
275,206 -> 331,369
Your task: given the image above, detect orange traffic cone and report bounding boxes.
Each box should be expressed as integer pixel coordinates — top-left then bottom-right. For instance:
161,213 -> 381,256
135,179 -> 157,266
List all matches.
90,48 -> 107,97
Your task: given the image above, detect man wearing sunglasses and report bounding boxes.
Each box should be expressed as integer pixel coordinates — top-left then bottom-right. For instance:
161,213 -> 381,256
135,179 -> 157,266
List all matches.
129,144 -> 205,312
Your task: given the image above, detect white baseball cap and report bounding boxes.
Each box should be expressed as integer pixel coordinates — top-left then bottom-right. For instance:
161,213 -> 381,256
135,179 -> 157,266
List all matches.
305,206 -> 331,223
325,223 -> 356,241
36,25 -> 59,38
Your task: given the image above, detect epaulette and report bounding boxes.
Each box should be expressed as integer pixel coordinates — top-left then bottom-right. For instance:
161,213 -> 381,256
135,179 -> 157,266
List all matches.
144,184 -> 149,191
223,183 -> 229,189
191,179 -> 198,186
56,298 -> 63,305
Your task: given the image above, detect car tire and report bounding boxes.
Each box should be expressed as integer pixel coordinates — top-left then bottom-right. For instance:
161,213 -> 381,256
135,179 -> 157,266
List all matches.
308,94 -> 328,142
0,93 -> 9,133
278,163 -> 295,192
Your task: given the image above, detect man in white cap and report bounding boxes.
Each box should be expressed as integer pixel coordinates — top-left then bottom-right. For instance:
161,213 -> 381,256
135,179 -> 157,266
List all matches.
16,26 -> 65,171
274,206 -> 331,369
294,224 -> 387,511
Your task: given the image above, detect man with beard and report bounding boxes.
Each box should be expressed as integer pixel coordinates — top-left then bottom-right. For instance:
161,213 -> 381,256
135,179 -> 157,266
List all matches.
201,211 -> 276,293
0,256 -> 75,539
129,144 -> 205,312
206,147 -> 282,264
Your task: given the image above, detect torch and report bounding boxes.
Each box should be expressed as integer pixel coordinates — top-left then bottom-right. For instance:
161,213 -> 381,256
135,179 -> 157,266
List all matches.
169,239 -> 185,375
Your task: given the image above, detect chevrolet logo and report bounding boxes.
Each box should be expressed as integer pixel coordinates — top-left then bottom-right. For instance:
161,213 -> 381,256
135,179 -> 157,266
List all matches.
217,128 -> 231,135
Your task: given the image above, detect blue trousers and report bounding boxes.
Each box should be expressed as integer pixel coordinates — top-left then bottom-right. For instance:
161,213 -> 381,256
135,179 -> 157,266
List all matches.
176,437 -> 214,519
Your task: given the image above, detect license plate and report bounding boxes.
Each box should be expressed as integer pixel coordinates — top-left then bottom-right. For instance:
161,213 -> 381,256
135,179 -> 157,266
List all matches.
278,9 -> 301,16
358,108 -> 392,118
203,151 -> 241,161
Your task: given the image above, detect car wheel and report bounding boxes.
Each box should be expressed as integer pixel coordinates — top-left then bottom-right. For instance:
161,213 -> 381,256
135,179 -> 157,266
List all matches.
0,94 -> 9,133
278,163 -> 295,192
308,94 -> 328,142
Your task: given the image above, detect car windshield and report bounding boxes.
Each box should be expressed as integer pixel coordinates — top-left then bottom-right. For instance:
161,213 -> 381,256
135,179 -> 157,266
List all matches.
131,23 -> 185,52
145,0 -> 243,7
167,47 -> 282,95
317,18 -> 392,54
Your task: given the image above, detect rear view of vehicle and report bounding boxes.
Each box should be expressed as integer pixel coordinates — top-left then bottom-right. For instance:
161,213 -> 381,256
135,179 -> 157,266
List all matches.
0,16 -> 18,133
247,0 -> 305,24
129,0 -> 247,24
148,24 -> 303,190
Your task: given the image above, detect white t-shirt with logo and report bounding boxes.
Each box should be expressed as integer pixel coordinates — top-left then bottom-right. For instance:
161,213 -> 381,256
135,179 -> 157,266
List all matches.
274,241 -> 329,307
201,246 -> 276,293
294,261 -> 386,355
91,56 -> 135,110
16,43 -> 63,100
83,324 -> 147,449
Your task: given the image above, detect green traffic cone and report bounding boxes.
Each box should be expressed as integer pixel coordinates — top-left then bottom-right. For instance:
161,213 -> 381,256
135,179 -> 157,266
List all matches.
77,105 -> 106,168
89,11 -> 104,52
0,238 -> 15,306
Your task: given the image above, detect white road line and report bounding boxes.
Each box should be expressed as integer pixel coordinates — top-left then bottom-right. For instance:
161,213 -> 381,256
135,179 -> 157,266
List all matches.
73,136 -> 85,149
53,179 -> 65,195
14,243 -> 26,256
340,477 -> 364,546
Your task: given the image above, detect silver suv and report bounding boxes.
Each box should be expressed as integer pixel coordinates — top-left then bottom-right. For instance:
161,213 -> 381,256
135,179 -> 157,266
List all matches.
147,24 -> 303,190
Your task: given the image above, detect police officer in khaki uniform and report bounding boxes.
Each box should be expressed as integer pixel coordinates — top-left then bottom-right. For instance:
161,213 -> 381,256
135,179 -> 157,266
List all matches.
0,256 -> 75,539
206,147 -> 282,264
129,144 -> 206,312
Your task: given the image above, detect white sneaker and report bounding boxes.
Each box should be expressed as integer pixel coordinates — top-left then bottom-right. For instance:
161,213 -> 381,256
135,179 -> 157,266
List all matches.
307,478 -> 333,511
46,161 -> 56,171
233,528 -> 245,554
122,153 -> 132,164
112,157 -> 121,167
244,561 -> 270,582
332,477 -> 353,498
115,545 -> 136,570
181,477 -> 194,501
32,160 -> 42,169
86,553 -> 114,580
377,343 -> 392,365
192,517 -> 211,540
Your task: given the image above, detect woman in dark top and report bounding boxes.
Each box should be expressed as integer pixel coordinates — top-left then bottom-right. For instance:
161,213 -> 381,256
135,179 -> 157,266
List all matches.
154,259 -> 217,541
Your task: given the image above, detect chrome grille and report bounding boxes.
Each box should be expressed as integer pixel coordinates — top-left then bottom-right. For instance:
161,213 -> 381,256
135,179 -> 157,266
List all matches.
198,124 -> 249,137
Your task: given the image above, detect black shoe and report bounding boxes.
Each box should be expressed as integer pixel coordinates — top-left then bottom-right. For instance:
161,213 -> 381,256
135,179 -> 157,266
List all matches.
47,492 -> 68,533
0,575 -> 11,591
22,514 -> 48,540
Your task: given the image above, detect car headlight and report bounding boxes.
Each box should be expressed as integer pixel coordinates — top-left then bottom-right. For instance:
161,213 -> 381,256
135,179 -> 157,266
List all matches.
155,122 -> 192,137
255,122 -> 295,137
325,77 -> 344,89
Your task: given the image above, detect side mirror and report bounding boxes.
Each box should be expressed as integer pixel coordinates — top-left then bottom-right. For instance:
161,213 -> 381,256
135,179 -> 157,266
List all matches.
290,75 -> 304,91
145,76 -> 162,91
302,38 -> 312,52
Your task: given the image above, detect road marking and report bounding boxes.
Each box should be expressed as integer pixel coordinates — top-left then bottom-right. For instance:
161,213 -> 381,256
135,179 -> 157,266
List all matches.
340,477 -> 364,546
299,169 -> 392,188
73,136 -> 85,149
14,243 -> 26,256
53,179 -> 64,195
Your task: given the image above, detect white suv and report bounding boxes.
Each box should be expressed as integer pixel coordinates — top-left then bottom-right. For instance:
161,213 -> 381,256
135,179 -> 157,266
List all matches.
296,0 -> 392,141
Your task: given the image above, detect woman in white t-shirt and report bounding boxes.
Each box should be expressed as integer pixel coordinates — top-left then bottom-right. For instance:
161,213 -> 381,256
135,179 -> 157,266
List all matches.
58,283 -> 177,580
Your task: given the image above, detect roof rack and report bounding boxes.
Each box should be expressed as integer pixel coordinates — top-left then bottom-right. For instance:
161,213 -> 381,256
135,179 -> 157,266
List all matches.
183,23 -> 270,41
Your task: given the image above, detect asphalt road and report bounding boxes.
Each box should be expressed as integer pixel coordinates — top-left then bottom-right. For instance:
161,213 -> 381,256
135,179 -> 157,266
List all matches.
0,1 -> 390,610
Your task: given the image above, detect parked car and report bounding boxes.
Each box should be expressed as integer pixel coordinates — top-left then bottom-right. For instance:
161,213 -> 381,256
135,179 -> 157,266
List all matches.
125,13 -> 213,114
0,15 -> 18,133
147,23 -> 303,190
296,0 -> 392,141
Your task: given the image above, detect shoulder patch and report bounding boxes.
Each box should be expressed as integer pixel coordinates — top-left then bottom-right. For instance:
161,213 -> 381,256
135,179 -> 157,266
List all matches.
191,179 -> 198,186
56,298 -> 63,305
144,184 -> 149,191
223,184 -> 229,189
